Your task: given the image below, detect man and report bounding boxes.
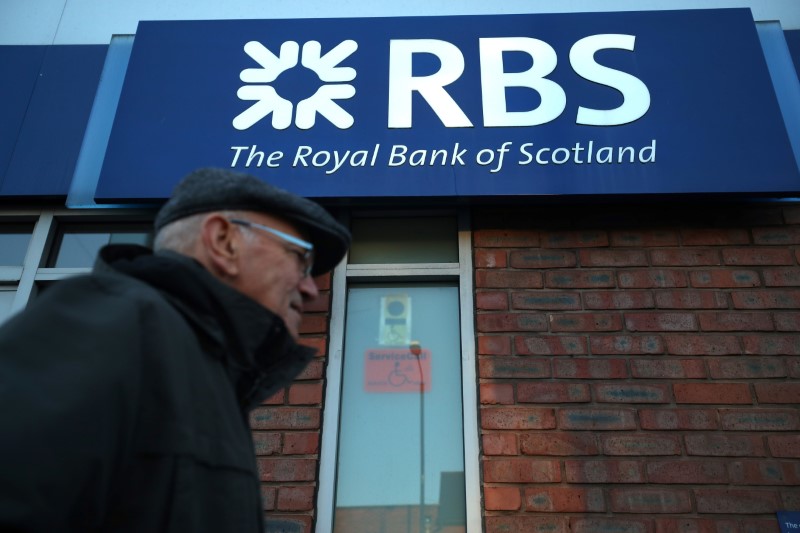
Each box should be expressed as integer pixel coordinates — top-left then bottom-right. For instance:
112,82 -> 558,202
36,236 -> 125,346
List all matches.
0,168 -> 351,532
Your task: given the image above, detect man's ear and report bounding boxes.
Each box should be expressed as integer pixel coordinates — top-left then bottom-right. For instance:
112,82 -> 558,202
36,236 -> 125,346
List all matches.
199,214 -> 241,278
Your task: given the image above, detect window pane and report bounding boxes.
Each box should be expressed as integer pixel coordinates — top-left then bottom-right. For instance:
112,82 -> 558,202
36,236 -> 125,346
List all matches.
348,217 -> 458,264
333,284 -> 466,533
50,225 -> 152,268
0,225 -> 33,266
0,289 -> 15,324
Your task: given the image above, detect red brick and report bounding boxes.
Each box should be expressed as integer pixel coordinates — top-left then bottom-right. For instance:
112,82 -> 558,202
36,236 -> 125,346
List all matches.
572,518 -> 652,533
264,515 -> 311,532
474,228 -> 540,247
524,486 -> 605,512
754,383 -> 800,404
518,382 -> 590,403
610,229 -> 679,247
298,336 -> 327,356
252,432 -> 282,456
654,290 -> 727,309
477,312 -> 548,332
594,383 -> 671,403
257,458 -> 317,481
626,312 -> 697,332
558,408 -> 637,430
250,407 -> 320,430
684,434 -> 765,457
695,489 -> 781,514
733,290 -> 800,309
752,226 -> 800,244
743,334 -> 800,355
479,358 -> 550,379
476,269 -> 544,288
579,249 -> 648,267
602,434 -> 681,456
553,358 -> 628,379
763,268 -> 800,286
566,460 -> 645,483
550,312 -> 623,332
476,290 -> 509,310
313,273 -> 331,290
516,335 -> 587,355
690,269 -> 760,288
484,486 -> 521,510
481,407 -> 556,430
775,312 -> 800,331
304,291 -> 330,313
483,458 -> 561,482
639,409 -> 719,430
610,488 -> 692,513
663,334 -> 741,355
708,357 -> 786,379
729,460 -> 800,485
646,460 -> 728,484
719,409 -> 800,431
486,516 -> 568,533
276,485 -> 315,511
698,312 -> 774,331
654,518 -> 736,533
673,383 -> 751,404
475,249 -> 507,268
299,314 -> 327,334
261,485 -> 277,510
511,291 -> 581,310
520,432 -> 599,456
768,435 -> 800,458
283,433 -> 319,456
478,335 -> 512,355
296,359 -> 324,380
651,249 -> 721,266
482,433 -> 519,455
631,359 -> 706,379
618,269 -> 688,288
262,389 -> 286,405
543,230 -> 609,248
584,290 -> 655,310
545,270 -> 616,289
288,382 -> 323,405
590,335 -> 664,355
722,248 -> 795,266
680,228 -> 750,245
509,249 -> 576,268
480,383 -> 515,404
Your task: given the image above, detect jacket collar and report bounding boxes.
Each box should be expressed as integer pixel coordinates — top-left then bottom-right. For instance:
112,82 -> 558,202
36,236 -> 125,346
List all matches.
95,244 -> 315,409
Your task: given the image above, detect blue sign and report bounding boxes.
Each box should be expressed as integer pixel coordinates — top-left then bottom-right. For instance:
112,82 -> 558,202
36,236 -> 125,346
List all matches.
97,9 -> 799,201
778,511 -> 800,533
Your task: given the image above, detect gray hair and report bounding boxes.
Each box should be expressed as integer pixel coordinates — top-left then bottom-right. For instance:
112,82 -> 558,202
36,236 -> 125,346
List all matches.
153,210 -> 254,253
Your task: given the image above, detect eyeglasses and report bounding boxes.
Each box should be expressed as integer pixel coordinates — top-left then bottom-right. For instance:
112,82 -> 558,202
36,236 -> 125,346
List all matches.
229,218 -> 314,278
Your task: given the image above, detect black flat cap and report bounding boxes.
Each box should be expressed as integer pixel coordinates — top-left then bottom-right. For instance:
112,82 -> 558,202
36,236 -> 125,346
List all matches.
154,168 -> 350,275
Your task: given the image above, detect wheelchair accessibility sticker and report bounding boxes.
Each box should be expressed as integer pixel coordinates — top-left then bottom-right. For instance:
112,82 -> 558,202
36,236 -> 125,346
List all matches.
364,348 -> 431,393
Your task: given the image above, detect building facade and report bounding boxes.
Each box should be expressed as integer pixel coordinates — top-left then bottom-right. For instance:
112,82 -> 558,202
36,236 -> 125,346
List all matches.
2,1 -> 800,532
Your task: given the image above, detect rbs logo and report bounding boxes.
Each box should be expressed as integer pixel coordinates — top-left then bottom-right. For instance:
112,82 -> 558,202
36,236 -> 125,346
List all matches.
235,34 -> 650,130
389,34 -> 650,128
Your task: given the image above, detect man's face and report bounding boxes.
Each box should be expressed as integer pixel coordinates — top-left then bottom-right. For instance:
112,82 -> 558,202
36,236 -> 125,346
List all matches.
230,211 -> 319,339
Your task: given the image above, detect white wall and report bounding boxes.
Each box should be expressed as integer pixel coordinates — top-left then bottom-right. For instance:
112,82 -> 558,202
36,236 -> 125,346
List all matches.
1,0 -> 799,45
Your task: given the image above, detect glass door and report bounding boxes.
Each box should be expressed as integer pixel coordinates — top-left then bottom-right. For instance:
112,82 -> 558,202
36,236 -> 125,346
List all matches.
333,283 -> 466,533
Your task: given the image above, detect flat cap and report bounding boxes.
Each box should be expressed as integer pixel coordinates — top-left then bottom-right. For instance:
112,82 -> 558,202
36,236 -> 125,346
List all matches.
154,168 -> 350,275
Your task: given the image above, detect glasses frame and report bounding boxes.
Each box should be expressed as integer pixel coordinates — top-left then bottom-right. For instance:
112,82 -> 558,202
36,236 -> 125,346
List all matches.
229,218 -> 314,277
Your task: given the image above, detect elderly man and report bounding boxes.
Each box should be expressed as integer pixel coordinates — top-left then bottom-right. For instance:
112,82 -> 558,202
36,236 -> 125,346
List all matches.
0,168 -> 351,532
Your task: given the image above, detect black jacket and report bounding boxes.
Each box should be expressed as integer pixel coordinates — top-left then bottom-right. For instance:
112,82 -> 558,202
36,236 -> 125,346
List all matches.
0,245 -> 315,532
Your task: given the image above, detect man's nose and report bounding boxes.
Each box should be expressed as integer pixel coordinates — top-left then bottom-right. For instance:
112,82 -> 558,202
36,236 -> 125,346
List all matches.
299,274 -> 320,301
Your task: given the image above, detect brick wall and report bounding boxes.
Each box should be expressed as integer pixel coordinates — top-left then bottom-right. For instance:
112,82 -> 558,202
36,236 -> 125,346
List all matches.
252,272 -> 332,532
475,203 -> 800,533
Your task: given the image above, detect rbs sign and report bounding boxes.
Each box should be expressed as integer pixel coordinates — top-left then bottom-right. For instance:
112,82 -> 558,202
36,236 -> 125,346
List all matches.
98,9 -> 799,200
388,35 -> 650,129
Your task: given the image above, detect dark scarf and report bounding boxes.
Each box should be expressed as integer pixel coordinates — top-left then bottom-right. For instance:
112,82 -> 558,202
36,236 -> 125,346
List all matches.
95,244 -> 315,410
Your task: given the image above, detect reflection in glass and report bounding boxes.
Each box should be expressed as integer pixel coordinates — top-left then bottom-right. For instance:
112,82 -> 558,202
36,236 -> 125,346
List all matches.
333,284 -> 466,533
0,289 -> 15,324
0,226 -> 33,266
51,228 -> 152,268
349,217 -> 458,264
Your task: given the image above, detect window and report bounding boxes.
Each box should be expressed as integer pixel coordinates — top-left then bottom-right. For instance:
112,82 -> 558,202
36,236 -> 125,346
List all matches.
47,223 -> 153,268
0,224 -> 34,265
317,212 -> 480,533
